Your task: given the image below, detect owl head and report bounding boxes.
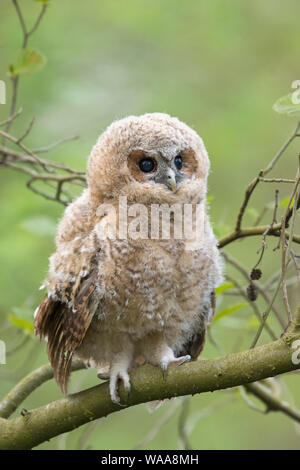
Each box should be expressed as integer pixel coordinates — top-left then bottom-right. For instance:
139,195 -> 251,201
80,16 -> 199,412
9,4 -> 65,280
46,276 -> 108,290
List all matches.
87,113 -> 210,206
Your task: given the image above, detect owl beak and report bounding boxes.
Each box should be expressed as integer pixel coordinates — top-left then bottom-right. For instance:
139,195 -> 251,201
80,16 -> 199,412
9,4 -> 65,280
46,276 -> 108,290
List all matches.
166,172 -> 177,192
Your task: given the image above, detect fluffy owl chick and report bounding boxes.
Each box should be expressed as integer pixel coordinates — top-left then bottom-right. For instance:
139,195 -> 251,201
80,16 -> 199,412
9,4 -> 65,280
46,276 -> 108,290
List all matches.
35,113 -> 223,404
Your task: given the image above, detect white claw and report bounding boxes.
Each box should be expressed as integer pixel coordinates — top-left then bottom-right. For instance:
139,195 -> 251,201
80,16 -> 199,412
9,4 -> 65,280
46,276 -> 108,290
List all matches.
176,354 -> 191,366
160,353 -> 191,378
109,369 -> 131,406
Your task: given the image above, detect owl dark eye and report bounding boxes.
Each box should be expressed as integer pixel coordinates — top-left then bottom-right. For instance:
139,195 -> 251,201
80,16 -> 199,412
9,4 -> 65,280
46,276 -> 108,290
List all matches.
138,157 -> 156,173
174,155 -> 183,171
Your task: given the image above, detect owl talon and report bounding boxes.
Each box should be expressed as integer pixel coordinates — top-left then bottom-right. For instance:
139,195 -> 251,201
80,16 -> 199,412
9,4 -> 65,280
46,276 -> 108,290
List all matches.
109,369 -> 131,406
160,354 -> 191,380
161,362 -> 168,381
177,354 -> 191,366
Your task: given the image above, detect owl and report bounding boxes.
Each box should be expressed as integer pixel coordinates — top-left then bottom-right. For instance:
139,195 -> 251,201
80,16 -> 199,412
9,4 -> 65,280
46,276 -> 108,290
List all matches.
35,113 -> 222,404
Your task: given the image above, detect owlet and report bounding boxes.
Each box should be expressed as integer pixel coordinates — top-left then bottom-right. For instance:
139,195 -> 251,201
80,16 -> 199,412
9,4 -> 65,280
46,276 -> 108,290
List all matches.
35,113 -> 222,404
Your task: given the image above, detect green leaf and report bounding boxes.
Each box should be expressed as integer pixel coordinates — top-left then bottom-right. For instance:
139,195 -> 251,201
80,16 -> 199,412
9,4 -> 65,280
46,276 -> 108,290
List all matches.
11,306 -> 34,321
9,306 -> 35,334
9,49 -> 47,77
246,207 -> 259,222
9,315 -> 34,334
212,223 -> 230,238
35,0 -> 51,3
273,93 -> 300,117
248,315 -> 261,330
279,196 -> 294,208
213,302 -> 248,323
21,215 -> 56,236
215,282 -> 234,295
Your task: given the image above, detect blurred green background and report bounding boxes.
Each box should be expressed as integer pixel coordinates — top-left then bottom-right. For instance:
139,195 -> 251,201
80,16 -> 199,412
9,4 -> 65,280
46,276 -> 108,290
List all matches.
0,0 -> 300,450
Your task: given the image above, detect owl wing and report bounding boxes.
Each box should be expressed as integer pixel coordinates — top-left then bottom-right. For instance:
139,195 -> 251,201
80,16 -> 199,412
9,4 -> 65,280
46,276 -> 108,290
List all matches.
178,290 -> 216,360
34,192 -> 103,393
35,268 -> 99,393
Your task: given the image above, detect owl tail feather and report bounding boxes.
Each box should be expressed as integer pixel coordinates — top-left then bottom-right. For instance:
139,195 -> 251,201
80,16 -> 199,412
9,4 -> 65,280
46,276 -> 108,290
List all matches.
34,271 -> 99,394
34,295 -> 75,394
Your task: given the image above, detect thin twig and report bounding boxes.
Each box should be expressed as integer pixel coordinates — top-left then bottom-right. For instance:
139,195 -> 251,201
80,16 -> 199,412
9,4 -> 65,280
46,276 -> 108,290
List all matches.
245,382 -> 300,424
76,419 -> 102,450
234,121 -> 300,232
281,173 -> 300,322
254,189 -> 279,269
225,274 -> 277,340
2,0 -> 48,146
259,178 -> 296,184
222,251 -> 286,328
263,121 -> 300,176
16,117 -> 35,144
26,4 -> 48,41
0,107 -> 22,127
12,0 -> 27,45
33,135 -> 79,154
178,397 -> 192,450
134,399 -> 181,450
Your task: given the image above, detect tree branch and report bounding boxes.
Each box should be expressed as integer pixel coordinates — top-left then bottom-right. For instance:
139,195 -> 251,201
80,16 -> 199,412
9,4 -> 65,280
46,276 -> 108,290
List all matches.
0,310 -> 299,450
0,359 -> 85,419
219,223 -> 300,248
245,382 -> 300,423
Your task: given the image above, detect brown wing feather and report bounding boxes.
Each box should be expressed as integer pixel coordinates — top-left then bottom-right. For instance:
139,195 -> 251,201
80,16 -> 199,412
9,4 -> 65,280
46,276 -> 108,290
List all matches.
35,270 -> 98,393
178,290 -> 216,360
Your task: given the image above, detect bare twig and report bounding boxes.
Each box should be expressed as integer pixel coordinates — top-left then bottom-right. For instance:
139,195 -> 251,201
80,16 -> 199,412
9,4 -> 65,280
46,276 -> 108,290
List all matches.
222,251 -> 286,328
16,117 -> 35,144
2,1 -> 48,146
12,0 -> 48,49
178,397 -> 192,450
281,173 -> 300,322
259,178 -> 296,184
0,108 -> 22,127
245,382 -> 300,424
239,386 -> 268,414
234,121 -> 300,232
33,135 -> 79,154
225,274 -> 277,340
290,250 -> 300,285
235,174 -> 262,232
134,399 -> 181,450
254,189 -> 279,269
76,419 -> 102,450
26,4 -> 48,42
263,121 -> 300,175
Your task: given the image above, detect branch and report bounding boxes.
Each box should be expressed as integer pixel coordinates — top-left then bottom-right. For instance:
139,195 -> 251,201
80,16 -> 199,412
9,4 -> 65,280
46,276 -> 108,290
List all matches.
222,251 -> 286,328
219,223 -> 300,248
245,382 -> 300,423
234,121 -> 300,233
2,1 -> 48,146
0,360 -> 85,419
225,274 -> 277,340
0,312 -> 299,450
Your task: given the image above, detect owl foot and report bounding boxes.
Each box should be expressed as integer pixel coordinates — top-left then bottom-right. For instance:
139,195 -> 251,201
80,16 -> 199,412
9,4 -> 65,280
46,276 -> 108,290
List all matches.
161,354 -> 191,380
97,370 -> 110,381
109,368 -> 131,405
